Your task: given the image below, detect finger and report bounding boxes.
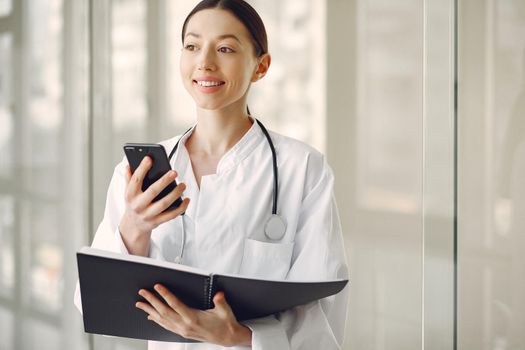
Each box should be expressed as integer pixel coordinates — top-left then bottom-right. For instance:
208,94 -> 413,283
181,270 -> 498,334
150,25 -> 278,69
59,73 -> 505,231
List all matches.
151,197 -> 190,226
135,300 -> 161,320
137,301 -> 184,336
154,284 -> 194,321
128,156 -> 152,197
124,164 -> 132,185
138,288 -> 179,321
141,170 -> 178,204
144,183 -> 187,219
145,312 -> 175,335
147,315 -> 174,334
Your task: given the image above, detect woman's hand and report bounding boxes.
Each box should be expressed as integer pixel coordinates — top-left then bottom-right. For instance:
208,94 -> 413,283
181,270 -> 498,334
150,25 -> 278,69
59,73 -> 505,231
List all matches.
136,284 -> 252,347
119,156 -> 190,256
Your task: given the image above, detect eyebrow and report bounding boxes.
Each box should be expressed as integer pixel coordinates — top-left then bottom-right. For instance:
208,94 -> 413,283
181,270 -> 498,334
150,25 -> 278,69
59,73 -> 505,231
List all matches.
184,32 -> 242,44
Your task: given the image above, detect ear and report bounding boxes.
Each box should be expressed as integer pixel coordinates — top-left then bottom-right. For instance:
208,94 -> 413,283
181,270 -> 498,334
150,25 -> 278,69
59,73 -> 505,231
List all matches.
251,53 -> 271,82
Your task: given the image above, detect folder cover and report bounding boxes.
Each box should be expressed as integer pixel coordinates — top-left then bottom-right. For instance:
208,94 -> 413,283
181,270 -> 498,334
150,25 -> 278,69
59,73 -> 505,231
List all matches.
77,247 -> 348,342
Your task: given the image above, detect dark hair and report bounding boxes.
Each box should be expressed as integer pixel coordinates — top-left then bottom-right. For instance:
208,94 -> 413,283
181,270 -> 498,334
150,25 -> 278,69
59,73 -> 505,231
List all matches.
181,0 -> 268,57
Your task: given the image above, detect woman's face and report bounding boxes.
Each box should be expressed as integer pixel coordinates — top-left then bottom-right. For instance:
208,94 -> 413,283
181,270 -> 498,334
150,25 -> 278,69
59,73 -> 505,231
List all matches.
180,8 -> 268,112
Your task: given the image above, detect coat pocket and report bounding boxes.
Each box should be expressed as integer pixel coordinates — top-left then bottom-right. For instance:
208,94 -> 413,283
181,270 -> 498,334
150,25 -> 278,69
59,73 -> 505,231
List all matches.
239,239 -> 295,280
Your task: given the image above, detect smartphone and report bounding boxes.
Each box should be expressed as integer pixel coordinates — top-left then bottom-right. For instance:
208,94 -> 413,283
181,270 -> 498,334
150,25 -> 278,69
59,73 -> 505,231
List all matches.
123,143 -> 183,212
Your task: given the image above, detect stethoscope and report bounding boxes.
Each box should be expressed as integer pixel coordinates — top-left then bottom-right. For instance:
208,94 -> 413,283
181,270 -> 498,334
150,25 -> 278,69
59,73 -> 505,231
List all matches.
168,118 -> 287,263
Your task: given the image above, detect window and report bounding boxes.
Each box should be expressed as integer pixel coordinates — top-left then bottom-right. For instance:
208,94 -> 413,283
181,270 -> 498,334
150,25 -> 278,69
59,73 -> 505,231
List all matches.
0,0 -> 11,17
0,0 -> 89,349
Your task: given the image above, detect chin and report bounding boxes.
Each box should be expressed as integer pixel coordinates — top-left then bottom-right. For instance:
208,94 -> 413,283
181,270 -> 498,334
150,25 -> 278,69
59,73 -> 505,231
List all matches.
196,101 -> 226,111
193,95 -> 237,111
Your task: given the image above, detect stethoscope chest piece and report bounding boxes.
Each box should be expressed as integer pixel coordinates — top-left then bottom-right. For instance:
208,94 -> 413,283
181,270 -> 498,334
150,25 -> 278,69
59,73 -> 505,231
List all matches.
264,214 -> 287,241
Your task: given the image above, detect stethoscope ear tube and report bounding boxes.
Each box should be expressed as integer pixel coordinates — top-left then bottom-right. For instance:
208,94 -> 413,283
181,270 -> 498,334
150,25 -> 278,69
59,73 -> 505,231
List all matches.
168,126 -> 193,162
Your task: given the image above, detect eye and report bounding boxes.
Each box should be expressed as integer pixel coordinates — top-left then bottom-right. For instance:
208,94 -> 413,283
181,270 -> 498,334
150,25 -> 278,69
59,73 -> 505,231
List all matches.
218,46 -> 234,53
184,44 -> 197,51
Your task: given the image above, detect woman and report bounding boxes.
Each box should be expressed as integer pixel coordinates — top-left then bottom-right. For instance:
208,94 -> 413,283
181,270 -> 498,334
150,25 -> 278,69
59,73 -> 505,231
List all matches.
75,0 -> 349,349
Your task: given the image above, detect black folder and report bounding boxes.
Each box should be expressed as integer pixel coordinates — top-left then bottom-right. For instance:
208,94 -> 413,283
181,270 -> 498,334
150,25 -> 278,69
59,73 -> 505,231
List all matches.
77,247 -> 348,342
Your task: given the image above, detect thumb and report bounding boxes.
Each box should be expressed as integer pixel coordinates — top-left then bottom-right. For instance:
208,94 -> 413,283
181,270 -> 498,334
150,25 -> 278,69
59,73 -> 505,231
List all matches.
213,292 -> 232,313
213,291 -> 226,307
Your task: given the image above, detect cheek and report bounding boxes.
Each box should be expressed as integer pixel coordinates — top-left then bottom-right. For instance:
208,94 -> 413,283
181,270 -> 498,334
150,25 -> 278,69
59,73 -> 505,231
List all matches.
243,58 -> 258,83
230,60 -> 257,88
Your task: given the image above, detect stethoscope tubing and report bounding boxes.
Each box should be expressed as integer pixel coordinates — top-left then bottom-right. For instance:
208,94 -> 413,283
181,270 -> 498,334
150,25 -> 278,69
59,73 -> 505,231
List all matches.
255,119 -> 279,215
168,118 -> 284,262
168,118 -> 279,215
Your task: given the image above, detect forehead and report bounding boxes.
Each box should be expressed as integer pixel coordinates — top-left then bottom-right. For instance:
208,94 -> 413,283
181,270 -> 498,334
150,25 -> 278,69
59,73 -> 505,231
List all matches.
185,8 -> 252,42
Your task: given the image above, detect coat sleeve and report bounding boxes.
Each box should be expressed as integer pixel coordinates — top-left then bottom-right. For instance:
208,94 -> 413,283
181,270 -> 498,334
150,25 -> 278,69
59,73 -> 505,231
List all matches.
244,155 -> 349,349
74,159 -> 165,313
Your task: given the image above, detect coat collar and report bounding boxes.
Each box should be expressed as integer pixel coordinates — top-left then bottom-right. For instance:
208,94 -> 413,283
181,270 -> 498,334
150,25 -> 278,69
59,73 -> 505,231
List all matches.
166,118 -> 267,220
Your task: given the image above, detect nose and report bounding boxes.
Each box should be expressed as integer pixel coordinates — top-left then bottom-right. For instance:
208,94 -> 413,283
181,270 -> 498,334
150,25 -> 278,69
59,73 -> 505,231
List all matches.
197,46 -> 216,71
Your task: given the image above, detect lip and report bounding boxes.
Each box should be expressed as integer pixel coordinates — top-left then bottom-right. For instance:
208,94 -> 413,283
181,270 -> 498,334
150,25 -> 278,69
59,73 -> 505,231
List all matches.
192,76 -> 226,94
193,75 -> 224,83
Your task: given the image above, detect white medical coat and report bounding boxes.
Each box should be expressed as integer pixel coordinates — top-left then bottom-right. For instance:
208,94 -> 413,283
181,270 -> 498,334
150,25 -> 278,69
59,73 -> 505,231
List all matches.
74,121 -> 349,349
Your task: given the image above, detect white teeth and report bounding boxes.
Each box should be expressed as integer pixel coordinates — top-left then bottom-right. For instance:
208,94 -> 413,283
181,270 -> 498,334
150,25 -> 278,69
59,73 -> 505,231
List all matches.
197,81 -> 224,87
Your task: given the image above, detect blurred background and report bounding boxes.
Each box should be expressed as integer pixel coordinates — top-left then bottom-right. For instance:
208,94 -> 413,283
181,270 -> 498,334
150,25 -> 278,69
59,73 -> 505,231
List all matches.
0,0 -> 524,349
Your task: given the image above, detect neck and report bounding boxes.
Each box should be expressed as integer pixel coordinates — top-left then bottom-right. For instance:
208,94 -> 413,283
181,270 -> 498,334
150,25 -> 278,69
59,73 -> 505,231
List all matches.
189,103 -> 253,157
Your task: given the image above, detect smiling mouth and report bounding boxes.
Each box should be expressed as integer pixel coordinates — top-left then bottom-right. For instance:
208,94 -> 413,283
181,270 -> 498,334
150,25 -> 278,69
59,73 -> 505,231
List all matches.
193,80 -> 225,87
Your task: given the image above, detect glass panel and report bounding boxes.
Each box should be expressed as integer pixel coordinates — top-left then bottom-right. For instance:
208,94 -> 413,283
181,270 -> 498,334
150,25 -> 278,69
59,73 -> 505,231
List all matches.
3,0 -> 89,349
343,0 -> 424,349
29,203 -> 62,312
24,0 -> 63,313
0,10 -> 16,350
27,0 -> 63,196
0,307 -> 13,350
0,196 -> 14,297
0,0 -> 11,17
422,1 -> 456,349
0,33 -> 13,178
112,0 -> 147,158
0,34 -> 14,300
458,0 -> 525,349
92,0 -> 148,238
248,0 -> 326,149
25,318 -> 60,350
355,0 -> 423,214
